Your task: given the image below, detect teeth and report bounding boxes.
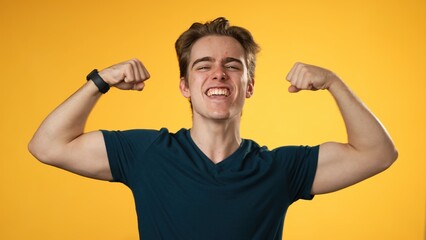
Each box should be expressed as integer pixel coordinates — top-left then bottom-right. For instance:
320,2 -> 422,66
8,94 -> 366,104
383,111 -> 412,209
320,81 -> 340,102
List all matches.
206,88 -> 230,97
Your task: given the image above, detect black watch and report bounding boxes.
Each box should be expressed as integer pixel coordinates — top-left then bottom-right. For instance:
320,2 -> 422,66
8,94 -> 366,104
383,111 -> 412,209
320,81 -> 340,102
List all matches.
86,69 -> 110,94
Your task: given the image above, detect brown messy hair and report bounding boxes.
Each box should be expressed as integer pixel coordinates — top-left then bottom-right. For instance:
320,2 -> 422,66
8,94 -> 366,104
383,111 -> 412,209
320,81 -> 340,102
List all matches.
175,17 -> 260,84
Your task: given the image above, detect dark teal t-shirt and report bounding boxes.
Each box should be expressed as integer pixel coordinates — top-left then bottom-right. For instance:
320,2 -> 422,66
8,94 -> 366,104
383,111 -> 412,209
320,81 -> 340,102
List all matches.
102,128 -> 318,240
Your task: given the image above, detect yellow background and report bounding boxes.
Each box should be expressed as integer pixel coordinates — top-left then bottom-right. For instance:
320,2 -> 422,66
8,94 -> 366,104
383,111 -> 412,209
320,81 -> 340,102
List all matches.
1,0 -> 425,239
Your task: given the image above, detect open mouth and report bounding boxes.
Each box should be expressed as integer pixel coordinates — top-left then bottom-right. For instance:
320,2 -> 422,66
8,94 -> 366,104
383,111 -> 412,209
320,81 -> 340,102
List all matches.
205,87 -> 230,97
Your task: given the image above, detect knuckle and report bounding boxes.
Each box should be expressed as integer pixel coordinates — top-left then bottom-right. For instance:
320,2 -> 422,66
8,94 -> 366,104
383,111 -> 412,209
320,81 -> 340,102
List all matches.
300,64 -> 308,71
304,71 -> 312,79
130,58 -> 139,66
124,62 -> 133,72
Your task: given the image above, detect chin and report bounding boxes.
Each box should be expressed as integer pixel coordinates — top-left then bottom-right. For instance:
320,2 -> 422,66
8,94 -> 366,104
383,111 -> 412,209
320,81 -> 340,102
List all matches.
209,111 -> 241,121
209,114 -> 230,120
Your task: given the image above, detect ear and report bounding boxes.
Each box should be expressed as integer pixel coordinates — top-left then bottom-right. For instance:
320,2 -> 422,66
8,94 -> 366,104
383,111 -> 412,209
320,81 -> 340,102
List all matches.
179,77 -> 191,98
245,78 -> 255,98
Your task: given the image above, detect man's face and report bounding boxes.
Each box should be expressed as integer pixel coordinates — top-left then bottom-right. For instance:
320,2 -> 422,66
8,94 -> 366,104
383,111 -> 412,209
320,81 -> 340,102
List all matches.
180,35 -> 254,122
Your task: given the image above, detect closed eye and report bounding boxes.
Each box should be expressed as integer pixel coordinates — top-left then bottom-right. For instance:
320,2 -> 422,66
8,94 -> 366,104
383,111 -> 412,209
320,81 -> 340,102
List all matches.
196,65 -> 211,71
225,65 -> 241,70
192,57 -> 214,70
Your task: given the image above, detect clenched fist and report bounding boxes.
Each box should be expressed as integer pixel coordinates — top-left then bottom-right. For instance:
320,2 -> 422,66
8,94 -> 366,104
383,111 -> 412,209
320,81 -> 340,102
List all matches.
286,62 -> 339,93
98,58 -> 150,91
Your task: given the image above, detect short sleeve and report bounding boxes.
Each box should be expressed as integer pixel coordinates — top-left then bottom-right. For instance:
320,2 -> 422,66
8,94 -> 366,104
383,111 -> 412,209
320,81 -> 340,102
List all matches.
101,129 -> 163,185
273,145 -> 319,203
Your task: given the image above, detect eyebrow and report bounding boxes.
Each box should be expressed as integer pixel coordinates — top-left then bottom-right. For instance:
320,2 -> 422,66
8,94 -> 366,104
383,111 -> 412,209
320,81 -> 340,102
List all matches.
191,57 -> 243,69
223,57 -> 243,66
191,57 -> 214,69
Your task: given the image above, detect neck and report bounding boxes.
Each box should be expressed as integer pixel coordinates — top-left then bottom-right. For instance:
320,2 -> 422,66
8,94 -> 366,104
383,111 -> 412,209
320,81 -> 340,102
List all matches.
190,117 -> 242,164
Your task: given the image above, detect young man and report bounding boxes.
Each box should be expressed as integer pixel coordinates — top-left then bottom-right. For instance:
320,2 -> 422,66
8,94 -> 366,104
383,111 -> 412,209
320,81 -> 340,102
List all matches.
28,17 -> 397,239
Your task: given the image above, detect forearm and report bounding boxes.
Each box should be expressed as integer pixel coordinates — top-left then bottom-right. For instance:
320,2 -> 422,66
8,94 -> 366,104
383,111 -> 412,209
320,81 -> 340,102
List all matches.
287,62 -> 398,194
327,75 -> 397,163
29,80 -> 102,161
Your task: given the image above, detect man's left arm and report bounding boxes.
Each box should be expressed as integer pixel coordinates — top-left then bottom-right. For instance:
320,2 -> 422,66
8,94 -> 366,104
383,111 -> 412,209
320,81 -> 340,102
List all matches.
286,62 -> 398,194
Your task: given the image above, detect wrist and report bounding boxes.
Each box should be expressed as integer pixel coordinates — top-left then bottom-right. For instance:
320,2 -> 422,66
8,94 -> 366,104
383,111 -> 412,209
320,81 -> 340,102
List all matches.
86,69 -> 110,94
326,73 -> 345,92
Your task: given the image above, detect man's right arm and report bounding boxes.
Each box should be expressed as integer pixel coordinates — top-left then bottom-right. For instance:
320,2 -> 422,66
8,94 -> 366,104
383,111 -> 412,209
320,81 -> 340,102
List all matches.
28,59 -> 150,181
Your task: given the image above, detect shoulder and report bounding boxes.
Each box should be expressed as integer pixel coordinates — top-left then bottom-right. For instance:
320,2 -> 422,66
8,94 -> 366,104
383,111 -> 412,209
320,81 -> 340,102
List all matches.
272,145 -> 320,159
101,128 -> 176,139
244,141 -> 319,167
242,139 -> 318,158
101,128 -> 190,147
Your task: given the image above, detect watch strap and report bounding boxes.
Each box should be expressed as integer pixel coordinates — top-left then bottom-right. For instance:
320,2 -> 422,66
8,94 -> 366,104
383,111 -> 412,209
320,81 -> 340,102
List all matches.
86,69 -> 110,94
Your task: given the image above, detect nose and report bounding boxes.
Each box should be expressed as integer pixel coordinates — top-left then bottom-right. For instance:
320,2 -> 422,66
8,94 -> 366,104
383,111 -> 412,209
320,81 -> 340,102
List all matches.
212,67 -> 228,80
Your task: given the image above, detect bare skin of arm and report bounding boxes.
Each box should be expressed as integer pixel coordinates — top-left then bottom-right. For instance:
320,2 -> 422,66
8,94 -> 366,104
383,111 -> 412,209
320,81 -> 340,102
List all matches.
286,62 -> 398,194
28,59 -> 150,180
